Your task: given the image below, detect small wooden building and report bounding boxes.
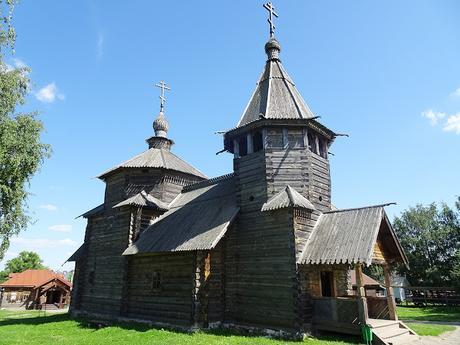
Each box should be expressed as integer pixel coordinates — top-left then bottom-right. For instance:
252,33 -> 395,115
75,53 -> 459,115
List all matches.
0,269 -> 72,309
68,6 -> 418,344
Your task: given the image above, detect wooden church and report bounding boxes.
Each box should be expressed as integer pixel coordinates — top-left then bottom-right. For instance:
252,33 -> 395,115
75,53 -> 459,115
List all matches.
69,3 -> 417,343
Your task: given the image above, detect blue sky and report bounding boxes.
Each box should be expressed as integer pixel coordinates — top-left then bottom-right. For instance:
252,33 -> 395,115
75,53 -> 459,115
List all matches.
1,0 -> 459,272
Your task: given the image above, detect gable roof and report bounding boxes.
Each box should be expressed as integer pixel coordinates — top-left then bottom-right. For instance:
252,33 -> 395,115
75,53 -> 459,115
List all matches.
350,270 -> 384,288
113,190 -> 170,211
0,269 -> 71,289
98,148 -> 207,180
123,174 -> 238,255
299,204 -> 408,267
261,185 -> 315,212
236,38 -> 315,128
66,243 -> 86,262
77,203 -> 104,219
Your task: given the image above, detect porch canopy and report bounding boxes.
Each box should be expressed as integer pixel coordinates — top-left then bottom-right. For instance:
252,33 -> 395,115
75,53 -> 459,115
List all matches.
298,204 -> 408,267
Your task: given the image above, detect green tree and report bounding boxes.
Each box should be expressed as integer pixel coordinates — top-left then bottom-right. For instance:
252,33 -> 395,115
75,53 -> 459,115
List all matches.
0,250 -> 46,282
0,0 -> 51,260
393,197 -> 460,287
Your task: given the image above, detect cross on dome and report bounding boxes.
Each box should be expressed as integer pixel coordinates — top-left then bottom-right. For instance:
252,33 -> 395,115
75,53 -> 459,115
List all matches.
155,80 -> 171,112
263,2 -> 279,38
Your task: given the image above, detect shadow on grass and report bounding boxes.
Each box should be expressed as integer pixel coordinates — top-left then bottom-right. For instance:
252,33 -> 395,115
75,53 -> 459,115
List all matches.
0,312 -> 362,343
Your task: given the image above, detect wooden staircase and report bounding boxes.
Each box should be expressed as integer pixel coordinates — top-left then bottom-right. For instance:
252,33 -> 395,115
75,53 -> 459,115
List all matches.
368,319 -> 420,345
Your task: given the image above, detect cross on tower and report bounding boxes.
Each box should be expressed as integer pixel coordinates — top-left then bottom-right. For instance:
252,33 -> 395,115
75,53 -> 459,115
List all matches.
263,2 -> 279,38
155,80 -> 171,112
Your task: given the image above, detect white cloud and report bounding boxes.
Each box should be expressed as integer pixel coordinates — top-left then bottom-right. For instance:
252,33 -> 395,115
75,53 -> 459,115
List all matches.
39,204 -> 58,211
450,87 -> 460,98
97,32 -> 104,59
443,113 -> 460,134
35,82 -> 65,103
49,224 -> 72,233
421,109 -> 446,126
11,237 -> 77,249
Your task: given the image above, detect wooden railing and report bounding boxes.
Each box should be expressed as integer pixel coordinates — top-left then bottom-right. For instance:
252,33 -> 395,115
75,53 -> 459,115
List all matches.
312,297 -> 361,335
312,297 -> 359,324
367,296 -> 390,319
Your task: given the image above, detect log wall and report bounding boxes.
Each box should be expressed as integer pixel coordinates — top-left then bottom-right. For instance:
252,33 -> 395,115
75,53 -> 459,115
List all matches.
124,253 -> 195,326
225,151 -> 299,331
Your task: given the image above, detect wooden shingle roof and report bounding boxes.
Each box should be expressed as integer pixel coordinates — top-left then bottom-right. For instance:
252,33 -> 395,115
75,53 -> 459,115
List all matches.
299,204 -> 408,266
261,185 -> 315,212
236,38 -> 315,128
113,190 -> 170,211
123,174 -> 238,254
98,148 -> 207,180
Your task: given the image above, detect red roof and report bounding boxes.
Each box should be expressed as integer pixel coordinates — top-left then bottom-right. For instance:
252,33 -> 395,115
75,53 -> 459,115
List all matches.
350,270 -> 383,287
0,269 -> 72,289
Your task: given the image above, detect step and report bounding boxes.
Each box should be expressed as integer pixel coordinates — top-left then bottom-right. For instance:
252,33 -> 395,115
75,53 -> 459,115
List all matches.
380,328 -> 409,340
386,333 -> 420,345
368,319 -> 400,329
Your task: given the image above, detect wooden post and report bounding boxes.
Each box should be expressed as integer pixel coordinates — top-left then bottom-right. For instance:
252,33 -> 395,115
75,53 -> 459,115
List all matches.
383,264 -> 398,320
355,264 -> 369,324
262,128 -> 268,149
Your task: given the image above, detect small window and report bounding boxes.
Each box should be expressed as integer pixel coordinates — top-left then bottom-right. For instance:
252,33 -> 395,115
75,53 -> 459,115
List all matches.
320,271 -> 334,297
318,138 -> 328,159
308,133 -> 317,154
151,272 -> 161,291
252,131 -> 263,152
267,129 -> 283,148
287,129 -> 304,148
238,136 -> 247,156
204,253 -> 211,281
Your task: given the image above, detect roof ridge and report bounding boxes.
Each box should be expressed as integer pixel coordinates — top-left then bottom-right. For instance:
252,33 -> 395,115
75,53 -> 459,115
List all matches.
324,202 -> 396,214
182,173 -> 234,192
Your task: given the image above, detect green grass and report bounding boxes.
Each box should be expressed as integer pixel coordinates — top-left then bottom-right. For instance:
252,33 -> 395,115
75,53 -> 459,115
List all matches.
407,323 -> 456,336
397,305 -> 460,322
0,310 -> 360,345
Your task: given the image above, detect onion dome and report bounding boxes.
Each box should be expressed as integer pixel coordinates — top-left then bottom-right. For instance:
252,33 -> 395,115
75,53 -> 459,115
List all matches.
153,111 -> 169,138
265,37 -> 281,60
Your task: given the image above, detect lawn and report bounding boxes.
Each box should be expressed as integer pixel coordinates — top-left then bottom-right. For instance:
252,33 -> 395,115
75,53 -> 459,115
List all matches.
0,310 -> 360,345
408,323 -> 455,336
397,305 -> 460,322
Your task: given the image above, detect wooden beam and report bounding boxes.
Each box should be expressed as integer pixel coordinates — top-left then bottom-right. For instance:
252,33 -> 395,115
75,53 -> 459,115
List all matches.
355,264 -> 369,324
383,264 -> 398,320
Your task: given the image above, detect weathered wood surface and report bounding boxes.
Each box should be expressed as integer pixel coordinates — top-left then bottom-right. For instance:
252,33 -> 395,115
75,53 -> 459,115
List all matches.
125,253 -> 194,326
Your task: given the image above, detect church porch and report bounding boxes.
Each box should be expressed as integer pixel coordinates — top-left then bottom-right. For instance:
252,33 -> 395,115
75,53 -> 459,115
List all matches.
297,205 -> 417,343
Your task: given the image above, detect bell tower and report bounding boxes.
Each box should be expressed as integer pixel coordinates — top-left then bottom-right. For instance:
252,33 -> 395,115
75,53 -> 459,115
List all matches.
223,7 -> 336,213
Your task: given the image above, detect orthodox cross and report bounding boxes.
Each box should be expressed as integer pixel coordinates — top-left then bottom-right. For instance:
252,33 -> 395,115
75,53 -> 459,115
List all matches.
155,80 -> 171,112
263,2 -> 279,38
